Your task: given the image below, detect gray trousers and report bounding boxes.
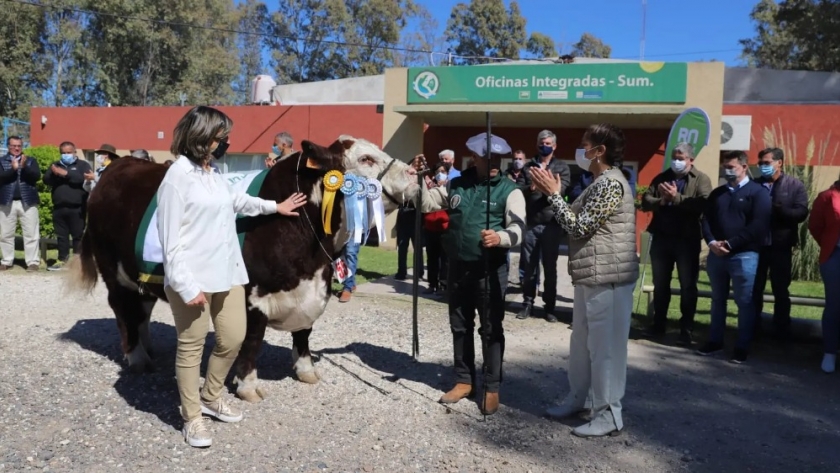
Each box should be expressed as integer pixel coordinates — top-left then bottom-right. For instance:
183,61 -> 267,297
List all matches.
565,282 -> 634,430
521,222 -> 564,309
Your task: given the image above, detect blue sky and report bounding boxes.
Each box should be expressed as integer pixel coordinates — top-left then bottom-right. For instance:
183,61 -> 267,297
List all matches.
422,0 -> 757,66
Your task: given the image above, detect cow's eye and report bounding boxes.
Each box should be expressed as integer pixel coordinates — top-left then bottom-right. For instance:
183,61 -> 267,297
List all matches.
359,155 -> 376,166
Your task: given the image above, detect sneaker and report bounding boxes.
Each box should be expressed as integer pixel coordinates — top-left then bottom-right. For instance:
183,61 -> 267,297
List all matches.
182,417 -> 212,448
394,273 -> 406,281
544,307 -> 558,323
676,330 -> 693,346
200,396 -> 244,423
516,304 -> 532,320
47,261 -> 65,271
696,342 -> 724,356
730,348 -> 748,364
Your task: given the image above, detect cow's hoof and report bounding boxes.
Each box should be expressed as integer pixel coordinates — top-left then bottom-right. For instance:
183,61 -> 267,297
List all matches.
127,361 -> 155,374
297,370 -> 321,384
237,388 -> 265,403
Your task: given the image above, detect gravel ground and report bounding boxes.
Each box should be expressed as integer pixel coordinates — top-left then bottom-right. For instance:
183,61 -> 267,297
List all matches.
2,268 -> 840,473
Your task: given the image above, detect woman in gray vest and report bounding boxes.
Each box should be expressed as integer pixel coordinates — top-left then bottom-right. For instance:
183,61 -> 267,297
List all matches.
530,123 -> 639,438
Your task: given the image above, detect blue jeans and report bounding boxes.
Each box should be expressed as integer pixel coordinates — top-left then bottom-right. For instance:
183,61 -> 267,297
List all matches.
343,242 -> 360,291
707,251 -> 759,350
820,247 -> 840,354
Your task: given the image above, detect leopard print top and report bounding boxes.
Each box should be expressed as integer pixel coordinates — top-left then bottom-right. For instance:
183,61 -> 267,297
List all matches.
547,176 -> 624,240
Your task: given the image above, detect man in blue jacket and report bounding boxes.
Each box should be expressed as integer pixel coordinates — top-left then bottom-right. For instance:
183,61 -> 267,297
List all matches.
0,136 -> 41,271
697,150 -> 772,364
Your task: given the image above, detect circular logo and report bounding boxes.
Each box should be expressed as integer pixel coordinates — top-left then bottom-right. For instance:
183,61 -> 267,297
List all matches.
450,194 -> 461,209
323,170 -> 344,192
341,174 -> 358,195
355,177 -> 368,197
413,71 -> 439,100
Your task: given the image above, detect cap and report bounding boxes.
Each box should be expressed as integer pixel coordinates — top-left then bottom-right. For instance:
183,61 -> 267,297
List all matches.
465,132 -> 511,158
94,143 -> 119,158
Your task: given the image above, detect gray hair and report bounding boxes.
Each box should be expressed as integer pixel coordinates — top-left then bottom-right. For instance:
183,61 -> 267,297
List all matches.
438,149 -> 454,159
672,142 -> 695,160
537,129 -> 556,145
131,149 -> 152,161
275,131 -> 293,147
170,106 -> 233,164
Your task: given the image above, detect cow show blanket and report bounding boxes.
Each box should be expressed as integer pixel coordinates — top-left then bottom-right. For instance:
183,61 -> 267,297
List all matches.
135,170 -> 268,284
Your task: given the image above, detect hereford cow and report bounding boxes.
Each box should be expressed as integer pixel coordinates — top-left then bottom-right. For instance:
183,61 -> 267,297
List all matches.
66,135 -> 418,403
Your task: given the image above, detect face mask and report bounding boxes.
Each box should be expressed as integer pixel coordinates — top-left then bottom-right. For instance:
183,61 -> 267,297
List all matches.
538,145 -> 553,157
435,172 -> 447,183
442,162 -> 452,171
60,154 -> 75,165
513,159 -> 524,170
212,139 -> 230,159
723,168 -> 739,182
759,164 -> 775,177
272,145 -> 281,156
574,148 -> 592,172
95,155 -> 104,165
671,160 -> 687,174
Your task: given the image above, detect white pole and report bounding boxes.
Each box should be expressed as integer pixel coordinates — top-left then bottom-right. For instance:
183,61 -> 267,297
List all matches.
640,0 -> 647,60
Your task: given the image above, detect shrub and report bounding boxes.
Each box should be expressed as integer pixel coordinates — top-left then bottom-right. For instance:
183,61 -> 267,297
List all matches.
635,184 -> 649,210
23,145 -> 60,239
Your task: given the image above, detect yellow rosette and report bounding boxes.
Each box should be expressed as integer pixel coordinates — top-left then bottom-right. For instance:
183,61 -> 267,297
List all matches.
322,170 -> 344,235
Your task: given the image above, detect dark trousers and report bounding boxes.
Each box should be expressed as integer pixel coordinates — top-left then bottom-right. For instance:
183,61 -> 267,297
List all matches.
424,230 -> 447,288
53,206 -> 85,262
449,255 -> 508,392
396,210 -> 423,278
752,246 -> 793,336
650,235 -> 701,333
521,222 -> 563,309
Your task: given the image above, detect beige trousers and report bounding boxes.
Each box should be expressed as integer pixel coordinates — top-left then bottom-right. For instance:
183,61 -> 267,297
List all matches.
0,201 -> 40,266
165,285 -> 246,422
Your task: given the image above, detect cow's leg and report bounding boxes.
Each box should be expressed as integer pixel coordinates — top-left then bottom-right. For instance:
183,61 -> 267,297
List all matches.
292,328 -> 320,384
138,297 -> 157,358
233,307 -> 269,403
106,284 -> 154,373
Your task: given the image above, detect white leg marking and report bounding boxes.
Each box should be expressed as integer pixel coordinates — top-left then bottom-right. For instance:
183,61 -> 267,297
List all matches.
234,369 -> 265,403
293,350 -> 320,384
248,267 -> 329,333
116,262 -> 140,292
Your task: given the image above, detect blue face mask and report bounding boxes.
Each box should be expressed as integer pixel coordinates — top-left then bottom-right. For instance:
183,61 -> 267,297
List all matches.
759,163 -> 775,177
272,145 -> 281,156
723,168 -> 739,182
60,153 -> 75,165
538,145 -> 553,157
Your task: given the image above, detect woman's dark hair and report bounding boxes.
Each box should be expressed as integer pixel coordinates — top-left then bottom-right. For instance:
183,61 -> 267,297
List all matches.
584,123 -> 625,167
434,164 -> 446,174
170,105 -> 233,164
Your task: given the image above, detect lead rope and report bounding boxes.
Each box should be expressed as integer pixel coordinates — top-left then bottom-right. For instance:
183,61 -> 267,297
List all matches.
295,152 -> 335,265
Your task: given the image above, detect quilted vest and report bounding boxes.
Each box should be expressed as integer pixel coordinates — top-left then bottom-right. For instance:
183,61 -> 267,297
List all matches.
568,167 -> 639,286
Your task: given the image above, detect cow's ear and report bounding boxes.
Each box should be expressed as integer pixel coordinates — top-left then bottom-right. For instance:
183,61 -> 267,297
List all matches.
300,140 -> 325,170
338,135 -> 356,150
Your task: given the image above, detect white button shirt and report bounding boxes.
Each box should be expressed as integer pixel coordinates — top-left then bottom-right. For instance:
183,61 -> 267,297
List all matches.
157,156 -> 277,302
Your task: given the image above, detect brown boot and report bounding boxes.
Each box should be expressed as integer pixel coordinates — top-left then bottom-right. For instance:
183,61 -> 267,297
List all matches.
438,383 -> 474,404
338,290 -> 352,303
481,392 -> 499,415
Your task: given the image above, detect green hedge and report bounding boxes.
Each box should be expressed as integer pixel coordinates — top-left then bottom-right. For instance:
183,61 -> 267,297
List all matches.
23,145 -> 60,239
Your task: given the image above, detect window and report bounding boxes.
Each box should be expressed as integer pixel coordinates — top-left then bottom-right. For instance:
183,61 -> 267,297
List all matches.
217,154 -> 265,173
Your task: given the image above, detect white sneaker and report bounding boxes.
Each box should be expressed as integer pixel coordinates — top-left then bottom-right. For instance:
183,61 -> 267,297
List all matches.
201,396 -> 244,423
182,417 -> 212,448
822,354 -> 836,373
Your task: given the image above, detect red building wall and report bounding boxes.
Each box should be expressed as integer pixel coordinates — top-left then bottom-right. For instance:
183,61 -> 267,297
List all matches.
29,105 -> 384,153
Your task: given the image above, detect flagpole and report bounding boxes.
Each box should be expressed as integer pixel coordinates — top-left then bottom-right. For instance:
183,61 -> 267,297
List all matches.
482,112 -> 492,421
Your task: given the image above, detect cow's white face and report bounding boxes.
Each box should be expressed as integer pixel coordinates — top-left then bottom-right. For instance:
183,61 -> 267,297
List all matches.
338,135 -> 418,213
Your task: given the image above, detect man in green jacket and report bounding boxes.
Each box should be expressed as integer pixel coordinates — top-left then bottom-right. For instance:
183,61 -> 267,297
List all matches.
416,132 -> 526,415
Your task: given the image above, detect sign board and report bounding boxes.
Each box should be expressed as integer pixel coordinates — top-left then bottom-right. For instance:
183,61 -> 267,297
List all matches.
407,62 -> 687,104
662,107 -> 711,171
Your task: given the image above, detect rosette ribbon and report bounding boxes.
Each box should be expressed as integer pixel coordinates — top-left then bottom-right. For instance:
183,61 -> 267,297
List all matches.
365,178 -> 387,244
341,173 -> 366,245
321,170 -> 344,235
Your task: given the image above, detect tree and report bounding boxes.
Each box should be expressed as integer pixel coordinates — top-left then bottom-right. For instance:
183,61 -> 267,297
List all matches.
393,5 -> 446,67
740,0 -> 840,72
40,0 -> 88,106
343,0 -> 421,76
0,5 -> 46,119
445,0 -> 527,64
233,0 -> 269,103
526,32 -> 557,58
571,33 -> 611,58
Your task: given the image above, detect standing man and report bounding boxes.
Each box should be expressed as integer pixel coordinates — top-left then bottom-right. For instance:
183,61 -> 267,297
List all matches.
517,130 -> 571,323
265,131 -> 295,168
43,141 -> 93,270
641,143 -> 713,344
0,136 -> 41,271
418,132 -> 526,415
439,149 -> 461,180
505,150 -> 537,288
697,150 -> 772,363
338,241 -> 360,303
753,147 -> 809,340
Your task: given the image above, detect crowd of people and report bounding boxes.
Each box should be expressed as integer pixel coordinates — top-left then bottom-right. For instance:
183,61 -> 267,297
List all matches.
0,137 -> 154,271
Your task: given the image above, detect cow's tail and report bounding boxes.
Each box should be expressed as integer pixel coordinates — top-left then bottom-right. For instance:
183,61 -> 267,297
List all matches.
64,229 -> 98,296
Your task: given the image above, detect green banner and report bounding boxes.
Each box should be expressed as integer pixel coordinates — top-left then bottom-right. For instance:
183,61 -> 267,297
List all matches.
662,107 -> 711,171
407,62 -> 687,104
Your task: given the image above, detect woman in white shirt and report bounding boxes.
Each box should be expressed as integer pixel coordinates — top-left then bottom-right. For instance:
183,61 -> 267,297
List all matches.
158,106 -> 307,448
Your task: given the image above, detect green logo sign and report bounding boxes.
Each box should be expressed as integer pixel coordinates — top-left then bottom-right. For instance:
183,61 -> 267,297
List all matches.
662,107 -> 711,172
407,62 -> 687,104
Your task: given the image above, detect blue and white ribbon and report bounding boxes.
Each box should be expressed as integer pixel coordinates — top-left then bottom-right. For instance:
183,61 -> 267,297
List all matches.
365,178 -> 387,244
342,174 -> 370,245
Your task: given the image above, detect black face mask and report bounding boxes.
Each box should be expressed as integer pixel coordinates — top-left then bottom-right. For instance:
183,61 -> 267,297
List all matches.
443,162 -> 452,171
212,139 -> 230,159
